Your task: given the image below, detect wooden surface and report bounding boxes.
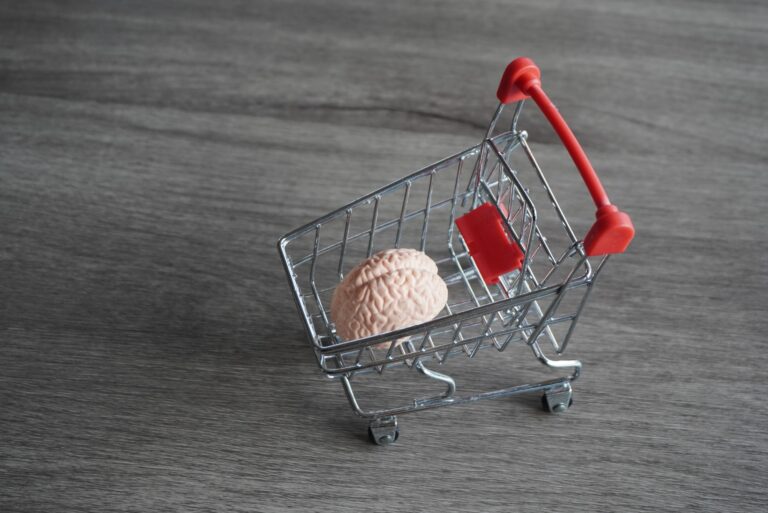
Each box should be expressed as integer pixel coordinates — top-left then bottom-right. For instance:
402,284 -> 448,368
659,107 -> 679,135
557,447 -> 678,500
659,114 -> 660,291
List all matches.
2,1 -> 767,511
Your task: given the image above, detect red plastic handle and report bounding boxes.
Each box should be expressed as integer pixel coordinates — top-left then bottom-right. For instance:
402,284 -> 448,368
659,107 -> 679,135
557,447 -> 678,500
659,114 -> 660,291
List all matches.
496,57 -> 634,256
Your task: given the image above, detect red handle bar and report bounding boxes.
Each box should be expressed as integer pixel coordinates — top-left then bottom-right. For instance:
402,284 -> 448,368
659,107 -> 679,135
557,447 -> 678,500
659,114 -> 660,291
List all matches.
496,57 -> 635,257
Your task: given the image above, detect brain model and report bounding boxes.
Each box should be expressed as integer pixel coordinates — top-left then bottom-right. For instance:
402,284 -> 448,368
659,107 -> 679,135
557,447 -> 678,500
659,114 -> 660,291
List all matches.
331,248 -> 448,345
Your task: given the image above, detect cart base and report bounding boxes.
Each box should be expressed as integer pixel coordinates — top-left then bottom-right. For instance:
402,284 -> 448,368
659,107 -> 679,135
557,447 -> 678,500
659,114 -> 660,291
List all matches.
348,376 -> 574,445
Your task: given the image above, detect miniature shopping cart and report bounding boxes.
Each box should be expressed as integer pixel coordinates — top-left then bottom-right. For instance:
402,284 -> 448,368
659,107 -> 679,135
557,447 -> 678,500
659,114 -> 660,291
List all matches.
278,57 -> 634,445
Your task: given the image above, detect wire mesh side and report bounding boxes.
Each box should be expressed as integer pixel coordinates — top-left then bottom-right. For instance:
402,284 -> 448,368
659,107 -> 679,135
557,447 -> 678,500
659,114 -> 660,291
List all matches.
278,144 -> 481,352
318,248 -> 595,377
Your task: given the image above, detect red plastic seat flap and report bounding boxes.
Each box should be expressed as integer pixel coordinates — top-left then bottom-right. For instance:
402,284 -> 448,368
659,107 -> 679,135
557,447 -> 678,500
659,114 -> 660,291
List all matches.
455,202 -> 524,285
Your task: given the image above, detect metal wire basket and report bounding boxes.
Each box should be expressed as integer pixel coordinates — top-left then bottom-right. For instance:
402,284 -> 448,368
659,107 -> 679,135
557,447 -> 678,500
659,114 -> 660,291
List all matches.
278,57 -> 634,445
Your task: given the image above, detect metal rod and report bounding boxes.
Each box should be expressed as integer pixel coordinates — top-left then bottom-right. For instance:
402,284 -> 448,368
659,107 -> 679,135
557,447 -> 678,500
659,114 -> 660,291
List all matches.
366,195 -> 380,257
395,182 -> 411,248
420,172 -> 435,252
337,209 -> 352,280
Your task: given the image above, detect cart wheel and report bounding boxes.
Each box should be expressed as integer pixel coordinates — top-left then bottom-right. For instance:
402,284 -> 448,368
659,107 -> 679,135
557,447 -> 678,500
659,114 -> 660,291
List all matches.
542,385 -> 573,413
368,426 -> 400,446
541,394 -> 573,413
368,416 -> 399,446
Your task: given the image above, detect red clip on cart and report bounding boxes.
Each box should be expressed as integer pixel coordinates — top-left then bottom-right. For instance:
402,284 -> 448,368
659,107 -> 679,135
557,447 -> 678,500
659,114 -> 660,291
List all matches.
278,58 -> 634,445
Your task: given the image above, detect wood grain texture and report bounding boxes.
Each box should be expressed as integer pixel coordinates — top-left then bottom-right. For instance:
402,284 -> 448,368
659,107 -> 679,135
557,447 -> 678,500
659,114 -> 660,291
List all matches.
1,1 -> 767,511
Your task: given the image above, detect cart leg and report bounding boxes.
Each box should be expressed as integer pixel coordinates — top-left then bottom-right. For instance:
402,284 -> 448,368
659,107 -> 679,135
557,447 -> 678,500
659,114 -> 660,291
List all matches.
414,360 -> 456,400
368,416 -> 399,446
541,381 -> 573,413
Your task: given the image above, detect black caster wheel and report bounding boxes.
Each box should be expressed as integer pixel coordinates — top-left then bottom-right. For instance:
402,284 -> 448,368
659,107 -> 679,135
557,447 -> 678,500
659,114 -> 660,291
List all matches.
368,426 -> 400,446
542,393 -> 573,413
368,416 -> 399,445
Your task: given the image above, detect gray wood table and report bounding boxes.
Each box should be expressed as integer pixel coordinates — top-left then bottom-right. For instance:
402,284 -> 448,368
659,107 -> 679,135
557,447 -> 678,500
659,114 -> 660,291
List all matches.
2,1 -> 766,511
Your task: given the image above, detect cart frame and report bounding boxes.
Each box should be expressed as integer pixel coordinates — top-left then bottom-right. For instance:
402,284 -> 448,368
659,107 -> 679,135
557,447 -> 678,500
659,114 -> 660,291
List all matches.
278,58 -> 634,445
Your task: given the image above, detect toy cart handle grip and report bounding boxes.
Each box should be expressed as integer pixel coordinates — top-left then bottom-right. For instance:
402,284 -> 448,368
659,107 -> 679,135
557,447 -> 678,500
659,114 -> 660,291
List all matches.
496,57 -> 635,256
